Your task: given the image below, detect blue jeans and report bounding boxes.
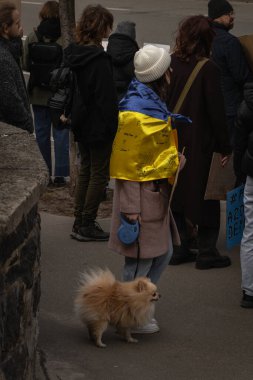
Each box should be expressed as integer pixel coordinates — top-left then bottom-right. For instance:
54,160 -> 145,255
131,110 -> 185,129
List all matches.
33,105 -> 69,177
240,176 -> 253,296
123,229 -> 173,284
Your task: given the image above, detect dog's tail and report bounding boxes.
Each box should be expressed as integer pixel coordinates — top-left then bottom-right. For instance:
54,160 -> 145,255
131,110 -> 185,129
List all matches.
78,268 -> 115,289
74,268 -> 116,319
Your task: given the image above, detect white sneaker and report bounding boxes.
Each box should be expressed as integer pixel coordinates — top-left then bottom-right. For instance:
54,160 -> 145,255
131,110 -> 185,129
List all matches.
132,321 -> 160,334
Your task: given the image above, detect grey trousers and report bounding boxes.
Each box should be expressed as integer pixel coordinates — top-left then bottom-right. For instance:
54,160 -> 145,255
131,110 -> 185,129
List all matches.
240,176 -> 253,296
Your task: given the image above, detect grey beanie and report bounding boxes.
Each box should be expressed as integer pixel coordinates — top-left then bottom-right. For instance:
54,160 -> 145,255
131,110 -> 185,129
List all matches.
114,21 -> 136,40
208,0 -> 233,20
134,44 -> 171,83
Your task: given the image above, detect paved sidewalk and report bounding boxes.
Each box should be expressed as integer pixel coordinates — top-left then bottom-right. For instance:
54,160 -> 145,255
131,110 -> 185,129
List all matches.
38,205 -> 253,380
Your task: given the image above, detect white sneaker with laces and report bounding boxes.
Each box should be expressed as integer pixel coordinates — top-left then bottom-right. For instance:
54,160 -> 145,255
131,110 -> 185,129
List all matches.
131,320 -> 160,334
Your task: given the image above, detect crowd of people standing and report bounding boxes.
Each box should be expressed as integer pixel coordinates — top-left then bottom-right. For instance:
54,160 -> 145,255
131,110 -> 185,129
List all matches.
0,0 -> 253,324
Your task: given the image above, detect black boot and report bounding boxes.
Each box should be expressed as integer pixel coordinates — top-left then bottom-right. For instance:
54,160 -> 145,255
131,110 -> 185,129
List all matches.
241,291 -> 253,308
169,213 -> 197,265
169,243 -> 197,265
196,226 -> 231,269
196,248 -> 231,269
73,220 -> 110,242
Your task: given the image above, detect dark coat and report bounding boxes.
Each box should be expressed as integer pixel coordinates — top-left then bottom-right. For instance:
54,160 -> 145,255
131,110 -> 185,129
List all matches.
107,33 -> 139,101
234,82 -> 253,183
64,43 -> 118,145
211,22 -> 252,117
0,37 -> 33,133
167,55 -> 231,226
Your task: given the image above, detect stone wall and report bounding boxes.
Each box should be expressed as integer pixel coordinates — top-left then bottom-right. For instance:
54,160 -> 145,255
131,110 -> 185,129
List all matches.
0,123 -> 48,380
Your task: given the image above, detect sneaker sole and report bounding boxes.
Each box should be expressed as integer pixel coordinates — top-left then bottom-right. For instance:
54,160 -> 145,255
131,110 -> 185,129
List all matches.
195,261 -> 231,270
240,301 -> 253,308
131,327 -> 160,334
169,256 -> 196,265
70,232 -> 108,242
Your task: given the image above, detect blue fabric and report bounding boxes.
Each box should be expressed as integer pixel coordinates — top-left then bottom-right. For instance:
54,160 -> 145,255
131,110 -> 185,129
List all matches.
119,78 -> 191,124
33,105 -> 69,177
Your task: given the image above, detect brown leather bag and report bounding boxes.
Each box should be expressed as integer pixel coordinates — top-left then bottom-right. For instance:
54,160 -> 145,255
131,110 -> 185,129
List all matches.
238,35 -> 253,73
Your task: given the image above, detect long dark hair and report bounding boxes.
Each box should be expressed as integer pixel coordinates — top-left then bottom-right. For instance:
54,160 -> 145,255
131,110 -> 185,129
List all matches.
39,1 -> 59,20
174,15 -> 215,61
75,4 -> 113,45
148,70 -> 170,102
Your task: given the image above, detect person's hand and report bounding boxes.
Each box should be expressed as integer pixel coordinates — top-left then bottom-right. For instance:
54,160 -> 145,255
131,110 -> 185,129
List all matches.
179,152 -> 186,170
220,154 -> 231,167
60,114 -> 70,124
124,213 -> 141,224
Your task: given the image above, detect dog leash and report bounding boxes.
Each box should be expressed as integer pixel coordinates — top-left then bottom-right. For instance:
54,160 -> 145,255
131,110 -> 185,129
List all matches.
134,240 -> 140,279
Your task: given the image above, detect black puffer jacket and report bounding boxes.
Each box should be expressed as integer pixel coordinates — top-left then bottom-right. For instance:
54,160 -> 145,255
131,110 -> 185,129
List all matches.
211,22 -> 252,117
234,82 -> 253,183
64,43 -> 118,145
107,33 -> 139,101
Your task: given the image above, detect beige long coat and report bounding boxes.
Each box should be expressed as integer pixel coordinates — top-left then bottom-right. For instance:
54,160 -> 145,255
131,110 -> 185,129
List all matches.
108,179 -> 180,259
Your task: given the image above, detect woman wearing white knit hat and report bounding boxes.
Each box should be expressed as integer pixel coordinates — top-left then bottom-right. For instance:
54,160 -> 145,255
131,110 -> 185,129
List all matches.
109,44 -> 189,334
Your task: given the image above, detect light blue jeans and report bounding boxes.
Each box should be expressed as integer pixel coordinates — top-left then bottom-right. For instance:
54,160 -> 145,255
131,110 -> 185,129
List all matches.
123,229 -> 173,284
240,176 -> 253,296
33,105 -> 69,177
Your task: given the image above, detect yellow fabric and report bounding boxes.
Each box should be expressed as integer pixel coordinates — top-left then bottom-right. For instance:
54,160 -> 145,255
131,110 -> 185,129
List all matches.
110,111 -> 179,182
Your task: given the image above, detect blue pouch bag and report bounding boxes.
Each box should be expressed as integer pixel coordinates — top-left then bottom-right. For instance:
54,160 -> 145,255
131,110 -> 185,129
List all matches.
117,214 -> 140,245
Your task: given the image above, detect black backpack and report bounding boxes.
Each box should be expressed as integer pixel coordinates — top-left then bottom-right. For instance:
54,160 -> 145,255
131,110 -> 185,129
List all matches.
48,65 -> 87,132
28,30 -> 63,89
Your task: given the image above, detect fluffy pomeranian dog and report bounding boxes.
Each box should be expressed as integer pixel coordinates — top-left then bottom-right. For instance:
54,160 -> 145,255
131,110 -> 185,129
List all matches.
74,268 -> 160,348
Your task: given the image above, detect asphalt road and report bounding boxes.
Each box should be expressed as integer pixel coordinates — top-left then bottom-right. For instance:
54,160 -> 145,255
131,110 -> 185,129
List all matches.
21,0 -> 253,47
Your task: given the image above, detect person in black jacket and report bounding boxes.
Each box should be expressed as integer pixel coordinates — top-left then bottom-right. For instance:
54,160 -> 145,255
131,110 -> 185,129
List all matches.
0,2 -> 33,133
23,1 -> 69,186
65,4 -> 118,242
234,82 -> 253,308
107,21 -> 139,101
208,0 -> 252,147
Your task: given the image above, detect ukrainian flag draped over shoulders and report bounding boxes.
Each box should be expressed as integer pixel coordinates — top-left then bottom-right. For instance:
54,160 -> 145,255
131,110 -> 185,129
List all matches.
110,78 -> 182,182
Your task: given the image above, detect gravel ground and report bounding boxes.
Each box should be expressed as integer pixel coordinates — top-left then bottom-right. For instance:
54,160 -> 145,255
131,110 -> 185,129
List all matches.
39,184 -> 113,218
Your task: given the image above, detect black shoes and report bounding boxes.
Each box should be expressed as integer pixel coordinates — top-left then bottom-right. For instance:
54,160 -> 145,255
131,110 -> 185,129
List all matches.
53,176 -> 66,187
169,243 -> 197,265
169,250 -> 197,265
195,249 -> 231,270
70,220 -> 109,242
241,292 -> 253,308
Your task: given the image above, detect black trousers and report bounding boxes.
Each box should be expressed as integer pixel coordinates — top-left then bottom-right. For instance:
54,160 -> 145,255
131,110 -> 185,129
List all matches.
74,141 -> 112,222
173,200 -> 220,256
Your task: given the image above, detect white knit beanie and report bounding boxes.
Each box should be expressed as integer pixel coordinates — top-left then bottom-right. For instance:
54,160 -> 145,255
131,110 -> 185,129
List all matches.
134,44 -> 171,83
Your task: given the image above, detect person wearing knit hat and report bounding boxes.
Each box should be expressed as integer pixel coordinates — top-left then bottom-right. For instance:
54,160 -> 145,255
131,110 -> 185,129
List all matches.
208,0 -> 233,22
109,43 -> 188,334
107,21 -> 139,101
209,0 -> 252,148
134,44 -> 171,83
114,21 -> 136,40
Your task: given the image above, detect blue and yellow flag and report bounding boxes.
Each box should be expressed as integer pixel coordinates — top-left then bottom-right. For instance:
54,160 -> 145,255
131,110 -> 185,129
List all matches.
110,79 -> 190,183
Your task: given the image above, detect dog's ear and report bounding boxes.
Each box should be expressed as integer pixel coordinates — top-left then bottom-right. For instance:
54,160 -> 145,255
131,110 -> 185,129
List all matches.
136,279 -> 148,292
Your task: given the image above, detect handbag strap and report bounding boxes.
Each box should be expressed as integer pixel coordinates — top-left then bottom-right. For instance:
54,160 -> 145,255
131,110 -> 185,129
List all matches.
173,58 -> 209,114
